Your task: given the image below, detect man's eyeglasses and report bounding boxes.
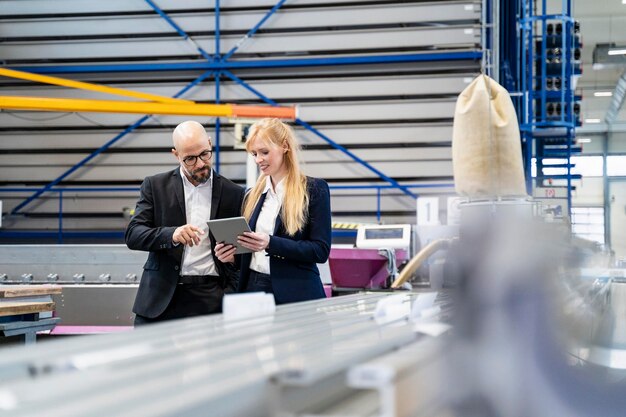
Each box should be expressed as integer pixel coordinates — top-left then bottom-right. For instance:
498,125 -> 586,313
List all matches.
182,149 -> 213,166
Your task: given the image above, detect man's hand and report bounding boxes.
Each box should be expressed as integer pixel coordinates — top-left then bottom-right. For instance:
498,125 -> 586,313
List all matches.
237,231 -> 270,252
173,224 -> 204,247
214,242 -> 236,263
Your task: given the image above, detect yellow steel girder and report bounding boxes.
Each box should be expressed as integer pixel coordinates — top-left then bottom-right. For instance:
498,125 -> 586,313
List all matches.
0,67 -> 296,119
0,96 -> 297,119
0,68 -> 192,104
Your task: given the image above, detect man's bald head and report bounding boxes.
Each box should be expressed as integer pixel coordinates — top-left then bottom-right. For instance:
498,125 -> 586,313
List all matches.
172,120 -> 210,150
171,121 -> 213,186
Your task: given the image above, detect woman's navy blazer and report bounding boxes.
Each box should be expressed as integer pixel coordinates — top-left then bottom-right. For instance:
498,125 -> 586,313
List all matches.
238,177 -> 331,304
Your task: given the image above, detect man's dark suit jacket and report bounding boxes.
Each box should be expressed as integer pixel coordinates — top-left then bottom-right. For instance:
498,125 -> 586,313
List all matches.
238,177 -> 331,304
125,168 -> 245,319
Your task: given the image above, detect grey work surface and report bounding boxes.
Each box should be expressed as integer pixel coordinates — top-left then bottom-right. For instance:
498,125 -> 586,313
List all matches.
0,291 -> 451,417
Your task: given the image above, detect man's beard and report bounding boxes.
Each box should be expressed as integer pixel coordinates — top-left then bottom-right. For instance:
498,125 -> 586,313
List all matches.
186,166 -> 210,184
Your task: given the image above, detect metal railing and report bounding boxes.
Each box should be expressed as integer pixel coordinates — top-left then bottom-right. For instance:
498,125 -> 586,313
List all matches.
0,183 -> 454,242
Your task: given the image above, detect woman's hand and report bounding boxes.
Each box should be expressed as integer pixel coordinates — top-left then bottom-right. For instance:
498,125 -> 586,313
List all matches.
237,231 -> 270,253
214,242 -> 236,263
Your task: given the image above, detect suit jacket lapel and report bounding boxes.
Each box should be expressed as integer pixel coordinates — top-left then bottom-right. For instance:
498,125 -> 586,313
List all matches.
250,192 -> 267,230
210,170 -> 221,220
249,192 -> 283,235
171,168 -> 186,261
274,213 -> 283,235
172,168 -> 186,219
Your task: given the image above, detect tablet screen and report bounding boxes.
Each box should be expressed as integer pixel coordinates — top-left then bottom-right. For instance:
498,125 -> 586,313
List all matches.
207,216 -> 253,254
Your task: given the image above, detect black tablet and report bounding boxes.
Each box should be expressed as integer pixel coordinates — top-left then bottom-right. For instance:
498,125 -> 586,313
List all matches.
207,216 -> 253,254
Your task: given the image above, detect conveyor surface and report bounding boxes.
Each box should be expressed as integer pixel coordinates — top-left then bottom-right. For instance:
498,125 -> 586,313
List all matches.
0,291 -> 450,417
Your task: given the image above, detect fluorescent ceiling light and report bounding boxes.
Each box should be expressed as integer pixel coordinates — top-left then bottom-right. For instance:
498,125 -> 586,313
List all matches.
608,49 -> 626,55
594,91 -> 613,97
577,138 -> 592,143
585,118 -> 602,123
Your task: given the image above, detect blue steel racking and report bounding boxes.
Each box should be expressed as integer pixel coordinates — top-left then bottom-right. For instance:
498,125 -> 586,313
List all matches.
503,0 -> 579,213
3,0 -> 487,240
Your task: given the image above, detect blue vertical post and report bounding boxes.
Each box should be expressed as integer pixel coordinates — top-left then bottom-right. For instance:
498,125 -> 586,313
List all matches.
215,0 -> 221,58
529,0 -> 535,194
540,9 -> 547,123
529,0 -> 534,129
214,0 -> 221,173
563,0 -> 573,215
520,1 -> 527,119
564,0 -> 571,215
521,0 -> 532,193
566,128 -> 572,215
521,0 -> 528,127
485,0 -> 492,77
215,71 -> 221,173
561,1 -> 568,126
535,2 -> 543,186
513,0 -> 522,115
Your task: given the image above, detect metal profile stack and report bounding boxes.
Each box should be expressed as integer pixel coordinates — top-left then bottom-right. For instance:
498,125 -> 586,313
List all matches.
0,285 -> 61,344
0,245 -> 144,329
0,292 -> 450,417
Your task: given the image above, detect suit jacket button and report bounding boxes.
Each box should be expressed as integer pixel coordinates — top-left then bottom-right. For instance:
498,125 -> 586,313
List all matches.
174,266 -> 179,271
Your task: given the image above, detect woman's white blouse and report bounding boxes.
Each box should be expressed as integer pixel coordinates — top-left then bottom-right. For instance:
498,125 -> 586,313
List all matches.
249,176 -> 285,274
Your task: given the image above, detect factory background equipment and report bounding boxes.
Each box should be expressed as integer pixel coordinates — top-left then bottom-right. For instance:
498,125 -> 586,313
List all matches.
0,0 -> 485,241
1,0 -> 626,416
0,245 -> 142,332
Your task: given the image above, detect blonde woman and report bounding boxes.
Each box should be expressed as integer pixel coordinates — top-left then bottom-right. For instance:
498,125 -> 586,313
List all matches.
215,118 -> 331,304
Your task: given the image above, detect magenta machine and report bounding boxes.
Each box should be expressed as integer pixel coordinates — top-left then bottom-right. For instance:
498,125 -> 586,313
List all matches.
329,224 -> 411,291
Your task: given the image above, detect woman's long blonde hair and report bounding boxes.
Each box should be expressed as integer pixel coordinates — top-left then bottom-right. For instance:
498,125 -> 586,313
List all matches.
242,118 -> 309,236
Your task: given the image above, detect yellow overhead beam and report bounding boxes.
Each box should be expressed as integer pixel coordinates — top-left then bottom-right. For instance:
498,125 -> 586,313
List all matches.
0,96 -> 297,119
0,67 -> 296,120
0,68 -> 192,105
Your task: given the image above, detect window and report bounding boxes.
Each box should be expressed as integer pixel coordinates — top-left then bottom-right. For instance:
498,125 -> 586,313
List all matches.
571,207 -> 605,244
532,156 -> 603,178
571,156 -> 603,177
607,155 -> 626,176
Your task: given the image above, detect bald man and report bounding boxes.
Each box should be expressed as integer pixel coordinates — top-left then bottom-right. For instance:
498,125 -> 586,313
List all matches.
126,121 -> 245,325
